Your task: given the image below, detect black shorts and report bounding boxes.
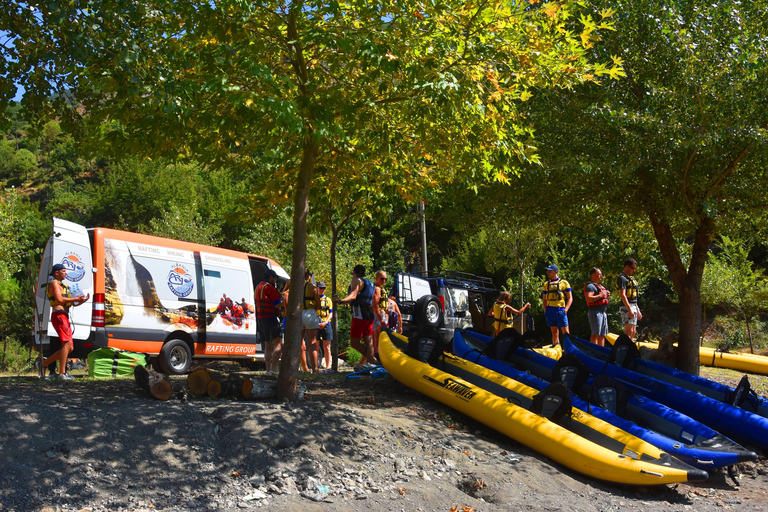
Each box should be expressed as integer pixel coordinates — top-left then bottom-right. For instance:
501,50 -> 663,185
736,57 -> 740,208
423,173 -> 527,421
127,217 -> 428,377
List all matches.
257,317 -> 282,343
318,323 -> 333,341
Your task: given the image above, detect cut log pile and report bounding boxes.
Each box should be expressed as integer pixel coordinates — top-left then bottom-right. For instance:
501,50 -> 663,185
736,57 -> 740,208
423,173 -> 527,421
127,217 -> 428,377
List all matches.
134,365 -> 303,401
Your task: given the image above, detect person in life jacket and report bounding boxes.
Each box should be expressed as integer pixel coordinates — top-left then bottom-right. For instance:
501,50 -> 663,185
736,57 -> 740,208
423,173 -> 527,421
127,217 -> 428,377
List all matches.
255,269 -> 284,374
315,281 -> 334,371
583,267 -> 611,346
617,258 -> 642,339
372,270 -> 390,360
39,263 -> 90,380
333,264 -> 378,366
542,264 -> 573,345
386,294 -> 403,334
301,269 -> 322,373
489,291 -> 531,336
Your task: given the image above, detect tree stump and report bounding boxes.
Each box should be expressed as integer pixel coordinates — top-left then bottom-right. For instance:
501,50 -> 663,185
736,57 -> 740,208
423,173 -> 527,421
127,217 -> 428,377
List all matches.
134,365 -> 174,401
187,368 -> 212,397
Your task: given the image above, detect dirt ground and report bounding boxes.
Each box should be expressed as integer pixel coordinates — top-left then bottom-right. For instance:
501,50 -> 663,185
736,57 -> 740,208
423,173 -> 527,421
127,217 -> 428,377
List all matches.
1,364 -> 767,512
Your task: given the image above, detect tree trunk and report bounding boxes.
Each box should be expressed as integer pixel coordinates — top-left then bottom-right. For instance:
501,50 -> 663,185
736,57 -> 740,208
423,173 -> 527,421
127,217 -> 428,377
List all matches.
330,227 -> 339,372
649,213 -> 712,375
278,134 -> 318,401
187,367 -> 213,397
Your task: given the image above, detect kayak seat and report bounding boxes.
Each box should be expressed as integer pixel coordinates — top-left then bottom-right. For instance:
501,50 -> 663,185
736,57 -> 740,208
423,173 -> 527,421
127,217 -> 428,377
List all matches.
608,334 -> 641,370
484,328 -> 522,360
724,375 -> 759,412
531,381 -> 572,425
407,327 -> 447,365
587,374 -> 630,418
552,354 -> 591,395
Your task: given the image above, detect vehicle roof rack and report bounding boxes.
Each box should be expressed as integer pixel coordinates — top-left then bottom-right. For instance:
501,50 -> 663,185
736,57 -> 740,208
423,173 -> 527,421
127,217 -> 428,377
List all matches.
404,270 -> 497,292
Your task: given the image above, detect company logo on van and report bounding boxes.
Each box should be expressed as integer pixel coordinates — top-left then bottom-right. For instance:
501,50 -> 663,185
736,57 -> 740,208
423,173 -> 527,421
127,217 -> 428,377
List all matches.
60,254 -> 86,283
168,265 -> 194,298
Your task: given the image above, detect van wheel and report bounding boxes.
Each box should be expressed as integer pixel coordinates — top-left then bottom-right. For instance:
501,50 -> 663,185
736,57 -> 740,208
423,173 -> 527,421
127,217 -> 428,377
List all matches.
159,339 -> 192,375
414,294 -> 443,328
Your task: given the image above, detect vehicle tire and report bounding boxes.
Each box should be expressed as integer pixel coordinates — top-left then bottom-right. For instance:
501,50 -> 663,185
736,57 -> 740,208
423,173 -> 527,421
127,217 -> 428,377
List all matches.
159,339 -> 192,375
414,294 -> 443,329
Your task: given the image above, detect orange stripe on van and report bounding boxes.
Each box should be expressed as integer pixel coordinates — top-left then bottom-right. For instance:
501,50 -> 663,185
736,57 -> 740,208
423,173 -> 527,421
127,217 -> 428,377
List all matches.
107,339 -> 164,355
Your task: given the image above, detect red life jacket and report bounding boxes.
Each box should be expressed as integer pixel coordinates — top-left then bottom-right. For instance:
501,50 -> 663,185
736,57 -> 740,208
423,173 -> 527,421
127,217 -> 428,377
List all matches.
255,281 -> 279,318
583,282 -> 609,307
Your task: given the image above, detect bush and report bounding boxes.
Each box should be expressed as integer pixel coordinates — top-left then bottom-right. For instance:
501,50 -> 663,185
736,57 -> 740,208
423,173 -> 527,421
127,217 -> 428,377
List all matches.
703,315 -> 768,351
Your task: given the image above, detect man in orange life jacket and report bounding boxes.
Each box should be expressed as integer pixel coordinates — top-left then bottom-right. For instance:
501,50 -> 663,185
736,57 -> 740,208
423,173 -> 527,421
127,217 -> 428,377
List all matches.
255,269 -> 284,374
542,264 -> 572,345
583,267 -> 611,346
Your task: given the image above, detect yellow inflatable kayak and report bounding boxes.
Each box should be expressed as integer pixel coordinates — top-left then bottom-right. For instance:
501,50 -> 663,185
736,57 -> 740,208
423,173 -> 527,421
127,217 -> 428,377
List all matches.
379,331 -> 707,485
606,333 -> 768,375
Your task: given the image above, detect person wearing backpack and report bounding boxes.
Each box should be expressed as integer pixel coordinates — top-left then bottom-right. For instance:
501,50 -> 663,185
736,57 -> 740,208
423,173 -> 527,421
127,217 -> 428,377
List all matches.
542,264 -> 572,345
583,267 -> 611,346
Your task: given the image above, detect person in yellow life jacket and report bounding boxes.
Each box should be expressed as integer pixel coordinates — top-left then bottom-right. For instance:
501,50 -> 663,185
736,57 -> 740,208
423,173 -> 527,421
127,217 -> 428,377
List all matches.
583,267 -> 611,346
372,270 -> 389,360
617,258 -> 642,339
301,269 -> 322,373
489,291 -> 531,336
315,281 -> 335,371
38,263 -> 90,380
542,264 -> 573,345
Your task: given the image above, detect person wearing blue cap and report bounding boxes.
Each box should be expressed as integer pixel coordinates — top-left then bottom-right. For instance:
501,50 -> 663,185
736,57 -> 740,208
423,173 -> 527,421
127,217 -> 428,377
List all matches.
542,264 -> 572,345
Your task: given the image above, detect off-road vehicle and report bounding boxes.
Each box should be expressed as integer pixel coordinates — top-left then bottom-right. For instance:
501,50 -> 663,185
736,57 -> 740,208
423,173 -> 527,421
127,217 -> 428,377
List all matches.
392,270 -> 499,343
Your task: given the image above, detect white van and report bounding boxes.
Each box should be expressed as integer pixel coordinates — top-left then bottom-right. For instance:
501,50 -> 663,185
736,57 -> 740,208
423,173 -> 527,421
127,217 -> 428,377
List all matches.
34,218 -> 289,374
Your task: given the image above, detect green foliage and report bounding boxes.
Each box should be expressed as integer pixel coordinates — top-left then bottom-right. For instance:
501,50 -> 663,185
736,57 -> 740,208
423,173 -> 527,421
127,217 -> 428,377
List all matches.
702,235 -> 768,351
705,316 -> 768,352
146,204 -> 223,246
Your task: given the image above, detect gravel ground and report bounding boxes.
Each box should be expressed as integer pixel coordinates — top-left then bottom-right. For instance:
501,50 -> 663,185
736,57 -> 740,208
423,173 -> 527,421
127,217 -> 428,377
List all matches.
0,364 -> 766,512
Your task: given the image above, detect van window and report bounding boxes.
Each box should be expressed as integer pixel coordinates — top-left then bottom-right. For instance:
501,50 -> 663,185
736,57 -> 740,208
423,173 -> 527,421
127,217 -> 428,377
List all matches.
204,269 -> 221,278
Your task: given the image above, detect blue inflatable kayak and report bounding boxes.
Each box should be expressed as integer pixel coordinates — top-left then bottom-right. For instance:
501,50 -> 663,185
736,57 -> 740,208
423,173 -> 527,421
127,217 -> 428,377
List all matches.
606,334 -> 768,420
454,330 -> 757,469
564,335 -> 768,450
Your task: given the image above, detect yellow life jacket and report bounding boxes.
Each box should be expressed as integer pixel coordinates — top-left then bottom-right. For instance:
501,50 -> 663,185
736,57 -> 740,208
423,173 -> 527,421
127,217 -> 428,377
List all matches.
318,295 -> 332,322
377,286 -> 388,311
48,280 -> 72,309
543,279 -> 568,308
303,281 -> 317,310
618,272 -> 639,302
493,302 -> 512,333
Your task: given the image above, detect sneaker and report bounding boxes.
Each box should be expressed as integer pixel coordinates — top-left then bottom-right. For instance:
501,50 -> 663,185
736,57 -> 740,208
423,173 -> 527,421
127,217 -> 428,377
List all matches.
57,373 -> 75,381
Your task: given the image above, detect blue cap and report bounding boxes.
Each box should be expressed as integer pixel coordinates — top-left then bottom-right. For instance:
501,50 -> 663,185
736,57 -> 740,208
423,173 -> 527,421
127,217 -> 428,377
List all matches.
50,263 -> 65,276
545,264 -> 559,272
263,269 -> 277,279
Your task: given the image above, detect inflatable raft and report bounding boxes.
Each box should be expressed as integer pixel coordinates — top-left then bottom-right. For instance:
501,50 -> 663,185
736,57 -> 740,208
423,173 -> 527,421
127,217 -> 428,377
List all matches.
379,330 -> 708,485
606,332 -> 768,376
565,335 -> 768,450
453,329 -> 756,469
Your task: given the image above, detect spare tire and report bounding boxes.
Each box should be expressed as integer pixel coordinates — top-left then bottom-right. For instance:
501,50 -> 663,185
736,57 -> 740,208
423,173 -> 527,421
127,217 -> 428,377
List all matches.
414,294 -> 443,328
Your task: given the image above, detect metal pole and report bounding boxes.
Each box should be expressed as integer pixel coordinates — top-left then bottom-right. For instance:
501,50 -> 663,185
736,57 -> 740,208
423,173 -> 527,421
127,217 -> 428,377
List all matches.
419,200 -> 428,272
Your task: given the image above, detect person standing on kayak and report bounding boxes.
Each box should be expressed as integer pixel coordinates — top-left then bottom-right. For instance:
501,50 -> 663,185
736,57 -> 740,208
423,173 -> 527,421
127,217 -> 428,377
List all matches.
617,258 -> 642,339
583,267 -> 610,346
542,264 -> 572,346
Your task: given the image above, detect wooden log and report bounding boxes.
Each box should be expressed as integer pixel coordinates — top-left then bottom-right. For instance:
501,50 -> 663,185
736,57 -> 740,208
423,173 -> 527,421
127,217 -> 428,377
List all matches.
134,365 -> 174,401
242,377 -> 306,400
187,367 -> 212,397
207,378 -> 243,398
